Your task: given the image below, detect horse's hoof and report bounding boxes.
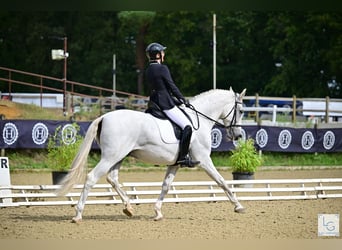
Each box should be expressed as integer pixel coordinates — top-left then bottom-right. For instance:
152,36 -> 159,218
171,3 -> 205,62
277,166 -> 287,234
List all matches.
123,207 -> 134,217
153,215 -> 163,221
234,207 -> 246,213
234,206 -> 246,214
71,217 -> 82,223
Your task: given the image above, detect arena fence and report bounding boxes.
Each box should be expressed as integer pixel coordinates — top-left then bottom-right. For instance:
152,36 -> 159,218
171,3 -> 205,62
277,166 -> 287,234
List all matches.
1,178 -> 342,207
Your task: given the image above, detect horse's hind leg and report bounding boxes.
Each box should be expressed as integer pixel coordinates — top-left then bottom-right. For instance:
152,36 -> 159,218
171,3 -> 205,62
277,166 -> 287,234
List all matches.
106,162 -> 133,217
154,165 -> 179,221
72,159 -> 112,223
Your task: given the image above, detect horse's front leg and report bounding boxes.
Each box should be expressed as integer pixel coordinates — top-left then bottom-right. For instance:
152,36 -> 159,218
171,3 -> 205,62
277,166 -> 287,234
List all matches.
154,165 -> 179,221
201,158 -> 245,213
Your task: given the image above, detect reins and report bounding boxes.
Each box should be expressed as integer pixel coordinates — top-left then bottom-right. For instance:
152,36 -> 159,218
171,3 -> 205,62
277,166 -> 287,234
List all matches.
186,96 -> 242,130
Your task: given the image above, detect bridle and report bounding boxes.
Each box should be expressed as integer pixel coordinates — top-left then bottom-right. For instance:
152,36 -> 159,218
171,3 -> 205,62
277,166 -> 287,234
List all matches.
187,93 -> 242,130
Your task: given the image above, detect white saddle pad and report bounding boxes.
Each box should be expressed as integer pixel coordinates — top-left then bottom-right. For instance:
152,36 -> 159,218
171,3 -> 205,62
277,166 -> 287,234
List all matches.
151,117 -> 179,144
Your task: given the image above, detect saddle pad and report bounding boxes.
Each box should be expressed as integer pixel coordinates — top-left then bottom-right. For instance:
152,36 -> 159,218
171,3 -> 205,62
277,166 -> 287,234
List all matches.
151,117 -> 179,144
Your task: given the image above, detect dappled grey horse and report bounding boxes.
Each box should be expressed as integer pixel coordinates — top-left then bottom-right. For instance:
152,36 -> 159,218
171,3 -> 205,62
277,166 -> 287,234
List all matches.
58,87 -> 247,222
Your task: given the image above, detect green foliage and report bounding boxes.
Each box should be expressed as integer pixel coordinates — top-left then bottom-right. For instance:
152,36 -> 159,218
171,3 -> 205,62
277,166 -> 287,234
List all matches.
47,123 -> 83,171
229,138 -> 262,173
0,11 -> 341,97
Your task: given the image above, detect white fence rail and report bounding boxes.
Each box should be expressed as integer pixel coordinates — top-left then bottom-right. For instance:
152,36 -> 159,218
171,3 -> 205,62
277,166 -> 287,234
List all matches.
1,178 -> 342,207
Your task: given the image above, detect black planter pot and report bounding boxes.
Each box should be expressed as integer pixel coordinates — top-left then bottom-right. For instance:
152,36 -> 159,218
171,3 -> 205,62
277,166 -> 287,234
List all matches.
52,171 -> 68,185
232,172 -> 255,188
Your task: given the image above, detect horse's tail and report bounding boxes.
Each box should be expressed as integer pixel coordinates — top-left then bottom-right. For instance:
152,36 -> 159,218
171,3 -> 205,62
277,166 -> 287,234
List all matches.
56,116 -> 103,196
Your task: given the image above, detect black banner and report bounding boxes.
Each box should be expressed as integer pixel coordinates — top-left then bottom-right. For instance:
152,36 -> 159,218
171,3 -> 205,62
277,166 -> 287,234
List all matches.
211,126 -> 342,152
1,120 -> 342,153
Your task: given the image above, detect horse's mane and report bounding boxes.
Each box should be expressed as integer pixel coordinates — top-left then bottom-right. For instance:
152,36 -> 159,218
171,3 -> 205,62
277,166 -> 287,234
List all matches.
190,88 -> 234,103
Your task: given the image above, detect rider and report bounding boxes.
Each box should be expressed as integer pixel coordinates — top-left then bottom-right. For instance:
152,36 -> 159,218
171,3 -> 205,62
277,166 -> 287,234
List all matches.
145,42 -> 200,168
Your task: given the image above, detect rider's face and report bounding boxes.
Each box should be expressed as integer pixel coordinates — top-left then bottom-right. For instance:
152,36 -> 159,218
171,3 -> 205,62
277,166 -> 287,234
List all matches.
161,51 -> 165,62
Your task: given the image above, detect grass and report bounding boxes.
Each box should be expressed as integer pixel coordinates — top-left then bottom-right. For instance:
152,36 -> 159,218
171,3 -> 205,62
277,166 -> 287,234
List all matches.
4,149 -> 342,171
212,151 -> 342,167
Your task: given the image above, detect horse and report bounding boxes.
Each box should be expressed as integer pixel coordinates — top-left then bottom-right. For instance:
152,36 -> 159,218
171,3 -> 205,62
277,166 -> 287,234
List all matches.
57,87 -> 247,222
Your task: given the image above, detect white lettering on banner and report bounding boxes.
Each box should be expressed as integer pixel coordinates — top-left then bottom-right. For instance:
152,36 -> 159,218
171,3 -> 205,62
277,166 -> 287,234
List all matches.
278,129 -> 292,149
2,122 -> 19,145
256,128 -> 268,148
323,131 -> 335,150
32,123 -> 49,145
0,157 -> 12,204
301,131 -> 315,150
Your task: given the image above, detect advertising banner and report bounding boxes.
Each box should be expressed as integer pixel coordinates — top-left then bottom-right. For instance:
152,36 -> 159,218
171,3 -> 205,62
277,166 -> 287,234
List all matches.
1,120 -> 342,153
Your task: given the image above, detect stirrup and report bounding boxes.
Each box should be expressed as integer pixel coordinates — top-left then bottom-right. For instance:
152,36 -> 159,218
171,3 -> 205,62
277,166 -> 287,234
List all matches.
177,156 -> 200,168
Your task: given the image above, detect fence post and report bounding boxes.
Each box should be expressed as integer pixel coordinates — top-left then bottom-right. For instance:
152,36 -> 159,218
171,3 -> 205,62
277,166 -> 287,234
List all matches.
8,71 -> 12,98
292,95 -> 297,123
272,105 -> 277,123
255,93 -> 259,122
325,96 -> 330,123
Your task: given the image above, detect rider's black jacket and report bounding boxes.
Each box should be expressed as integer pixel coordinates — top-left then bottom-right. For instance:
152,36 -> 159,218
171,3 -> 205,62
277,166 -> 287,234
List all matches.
145,62 -> 186,110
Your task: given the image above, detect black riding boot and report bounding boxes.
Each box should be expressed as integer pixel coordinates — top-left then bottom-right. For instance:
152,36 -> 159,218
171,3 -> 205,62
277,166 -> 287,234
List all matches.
176,125 -> 200,168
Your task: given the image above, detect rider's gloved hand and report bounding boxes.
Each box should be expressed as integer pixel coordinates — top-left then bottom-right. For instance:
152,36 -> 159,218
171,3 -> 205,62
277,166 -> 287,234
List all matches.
184,99 -> 191,107
179,98 -> 191,107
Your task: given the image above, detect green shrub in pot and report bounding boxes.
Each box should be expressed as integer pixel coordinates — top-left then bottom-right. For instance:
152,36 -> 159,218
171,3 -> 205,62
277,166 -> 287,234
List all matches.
229,138 -> 262,183
47,123 -> 83,183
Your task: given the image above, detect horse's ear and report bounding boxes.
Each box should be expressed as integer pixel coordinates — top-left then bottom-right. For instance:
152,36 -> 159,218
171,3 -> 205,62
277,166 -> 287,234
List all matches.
229,86 -> 233,91
239,88 -> 247,100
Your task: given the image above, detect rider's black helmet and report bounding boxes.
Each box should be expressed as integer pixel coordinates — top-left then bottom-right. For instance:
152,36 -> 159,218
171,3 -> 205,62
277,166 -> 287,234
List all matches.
145,42 -> 167,60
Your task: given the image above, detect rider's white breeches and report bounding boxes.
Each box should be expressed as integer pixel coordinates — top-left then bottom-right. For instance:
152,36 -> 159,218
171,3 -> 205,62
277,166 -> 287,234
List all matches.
164,106 -> 191,130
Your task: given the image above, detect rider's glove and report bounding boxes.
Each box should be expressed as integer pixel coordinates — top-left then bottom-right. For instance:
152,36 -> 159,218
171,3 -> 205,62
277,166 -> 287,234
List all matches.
184,99 -> 191,107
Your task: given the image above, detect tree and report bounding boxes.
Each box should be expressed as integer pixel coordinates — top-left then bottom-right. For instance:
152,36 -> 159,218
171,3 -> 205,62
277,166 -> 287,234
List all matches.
264,12 -> 342,98
145,11 -> 213,95
1,11 -> 340,98
117,11 -> 156,95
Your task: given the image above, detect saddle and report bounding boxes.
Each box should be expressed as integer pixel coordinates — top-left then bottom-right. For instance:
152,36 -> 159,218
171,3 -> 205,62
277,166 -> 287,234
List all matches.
145,101 -> 188,140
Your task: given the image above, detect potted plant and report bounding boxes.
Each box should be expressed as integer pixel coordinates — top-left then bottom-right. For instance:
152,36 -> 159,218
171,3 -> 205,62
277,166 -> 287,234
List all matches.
47,123 -> 83,184
229,138 -> 262,187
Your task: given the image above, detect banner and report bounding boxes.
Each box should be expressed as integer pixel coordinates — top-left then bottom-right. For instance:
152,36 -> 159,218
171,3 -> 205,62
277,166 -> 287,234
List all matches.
211,125 -> 342,152
1,120 -> 342,153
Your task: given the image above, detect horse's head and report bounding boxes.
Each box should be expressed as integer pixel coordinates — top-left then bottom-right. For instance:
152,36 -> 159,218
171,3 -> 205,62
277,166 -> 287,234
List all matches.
222,88 -> 246,141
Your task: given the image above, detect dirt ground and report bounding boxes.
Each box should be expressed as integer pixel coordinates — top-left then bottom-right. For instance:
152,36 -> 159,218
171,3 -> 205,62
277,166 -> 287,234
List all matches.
0,100 -> 21,119
1,168 -> 342,239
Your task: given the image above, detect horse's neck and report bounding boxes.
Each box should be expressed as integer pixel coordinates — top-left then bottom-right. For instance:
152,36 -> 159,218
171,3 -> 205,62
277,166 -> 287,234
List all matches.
191,90 -> 233,121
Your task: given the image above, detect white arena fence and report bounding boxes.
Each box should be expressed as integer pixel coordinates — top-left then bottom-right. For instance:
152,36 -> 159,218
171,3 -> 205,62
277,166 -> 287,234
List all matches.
1,178 -> 342,207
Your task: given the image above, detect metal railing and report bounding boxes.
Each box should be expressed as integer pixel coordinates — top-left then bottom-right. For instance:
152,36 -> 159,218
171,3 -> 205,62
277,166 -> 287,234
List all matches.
1,178 -> 342,207
0,66 -> 147,116
1,66 -> 342,122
